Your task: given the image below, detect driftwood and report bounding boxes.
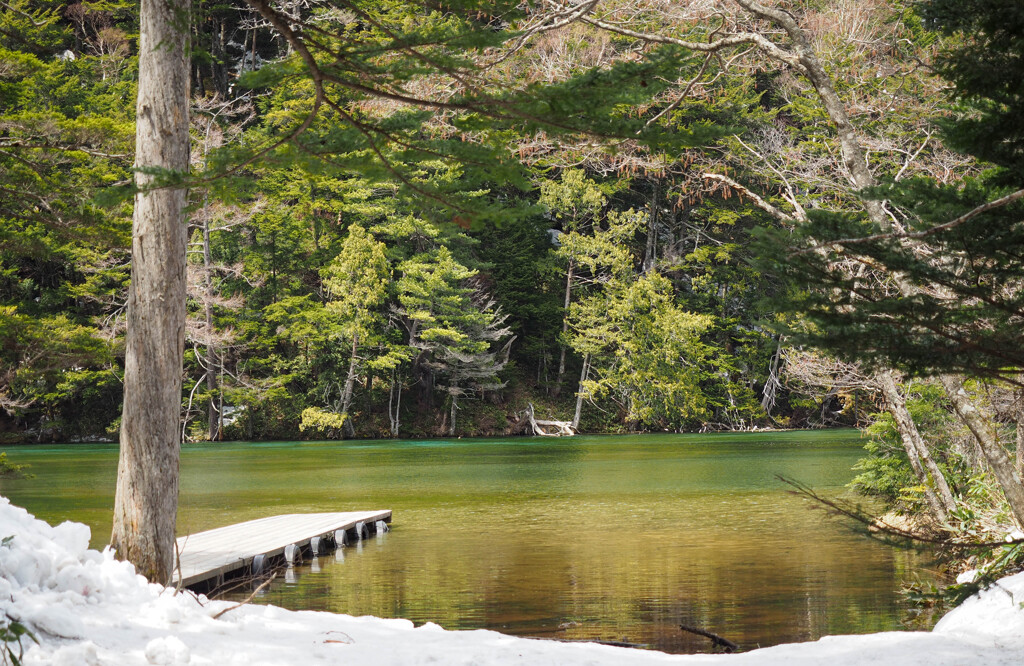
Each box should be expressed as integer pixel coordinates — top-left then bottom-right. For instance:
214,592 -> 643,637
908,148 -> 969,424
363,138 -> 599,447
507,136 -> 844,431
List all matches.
679,623 -> 739,653
525,403 -> 576,437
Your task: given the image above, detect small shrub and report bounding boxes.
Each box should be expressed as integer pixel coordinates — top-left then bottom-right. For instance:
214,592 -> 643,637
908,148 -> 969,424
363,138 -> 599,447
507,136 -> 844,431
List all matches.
0,453 -> 32,480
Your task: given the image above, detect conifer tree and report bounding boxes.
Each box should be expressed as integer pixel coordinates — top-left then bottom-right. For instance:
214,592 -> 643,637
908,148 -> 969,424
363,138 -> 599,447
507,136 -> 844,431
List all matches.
538,169 -> 606,398
395,247 -> 512,436
318,224 -> 393,438
0,0 -> 134,433
565,209 -> 714,430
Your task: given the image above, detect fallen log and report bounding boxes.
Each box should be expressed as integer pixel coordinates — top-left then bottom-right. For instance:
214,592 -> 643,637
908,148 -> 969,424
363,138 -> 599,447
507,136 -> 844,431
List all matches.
526,403 -> 576,437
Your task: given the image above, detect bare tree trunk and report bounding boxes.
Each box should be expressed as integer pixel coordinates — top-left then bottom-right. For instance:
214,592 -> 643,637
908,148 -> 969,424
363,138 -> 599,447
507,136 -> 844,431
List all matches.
571,353 -> 590,431
250,27 -> 257,72
643,180 -> 659,273
940,374 -> 1024,527
876,372 -> 955,523
203,217 -> 219,442
760,339 -> 783,415
554,261 -> 574,398
1016,380 -> 1024,478
388,368 -> 402,437
734,0 -> 887,227
448,390 -> 458,437
218,360 -> 224,440
111,0 -> 190,584
340,336 -> 358,439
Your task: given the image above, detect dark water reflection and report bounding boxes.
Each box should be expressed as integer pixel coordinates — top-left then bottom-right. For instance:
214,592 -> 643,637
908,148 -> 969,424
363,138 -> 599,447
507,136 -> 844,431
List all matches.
0,430 -> 938,653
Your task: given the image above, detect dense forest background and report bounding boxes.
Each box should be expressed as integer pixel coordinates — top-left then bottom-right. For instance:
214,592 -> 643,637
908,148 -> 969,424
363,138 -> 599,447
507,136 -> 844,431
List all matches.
0,0 -> 802,442
1,0 -> 1021,478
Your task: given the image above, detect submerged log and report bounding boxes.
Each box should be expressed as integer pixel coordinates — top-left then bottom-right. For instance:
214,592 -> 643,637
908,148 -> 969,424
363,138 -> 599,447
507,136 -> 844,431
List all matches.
679,623 -> 739,653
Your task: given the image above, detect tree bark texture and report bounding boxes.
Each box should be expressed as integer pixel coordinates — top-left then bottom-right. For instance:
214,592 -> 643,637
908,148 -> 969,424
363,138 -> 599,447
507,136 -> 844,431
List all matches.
1016,382 -> 1024,478
111,0 -> 190,585
940,374 -> 1024,527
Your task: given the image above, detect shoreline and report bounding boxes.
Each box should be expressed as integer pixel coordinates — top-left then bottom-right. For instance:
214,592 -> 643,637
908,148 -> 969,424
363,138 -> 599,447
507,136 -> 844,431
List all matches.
0,425 -> 862,448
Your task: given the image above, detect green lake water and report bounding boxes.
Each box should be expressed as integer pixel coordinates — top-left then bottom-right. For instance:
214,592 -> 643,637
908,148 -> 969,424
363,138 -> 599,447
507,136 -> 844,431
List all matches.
0,430 -> 938,653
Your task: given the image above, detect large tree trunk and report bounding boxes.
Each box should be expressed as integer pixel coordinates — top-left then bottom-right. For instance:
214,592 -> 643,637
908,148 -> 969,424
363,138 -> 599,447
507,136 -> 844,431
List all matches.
940,374 -> 1024,527
876,372 -> 955,523
1016,381 -> 1024,478
111,0 -> 190,585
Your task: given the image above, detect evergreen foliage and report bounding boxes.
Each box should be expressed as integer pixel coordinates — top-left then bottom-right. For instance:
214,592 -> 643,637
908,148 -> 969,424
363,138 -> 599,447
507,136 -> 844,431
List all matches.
0,452 -> 32,479
5,0 -> 980,440
0,0 -> 133,438
923,0 -> 1024,175
851,382 -> 961,511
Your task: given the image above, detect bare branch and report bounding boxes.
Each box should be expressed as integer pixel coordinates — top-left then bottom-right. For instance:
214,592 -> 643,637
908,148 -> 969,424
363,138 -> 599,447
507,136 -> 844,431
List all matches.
703,173 -> 797,224
795,188 -> 1024,255
568,1 -> 807,72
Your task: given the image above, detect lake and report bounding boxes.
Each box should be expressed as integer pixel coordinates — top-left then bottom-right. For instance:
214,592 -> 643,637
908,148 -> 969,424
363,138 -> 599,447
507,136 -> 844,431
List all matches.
0,430 -> 937,653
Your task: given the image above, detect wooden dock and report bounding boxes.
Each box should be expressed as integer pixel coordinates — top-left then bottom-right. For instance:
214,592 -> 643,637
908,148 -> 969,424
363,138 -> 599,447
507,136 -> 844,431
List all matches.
173,510 -> 391,588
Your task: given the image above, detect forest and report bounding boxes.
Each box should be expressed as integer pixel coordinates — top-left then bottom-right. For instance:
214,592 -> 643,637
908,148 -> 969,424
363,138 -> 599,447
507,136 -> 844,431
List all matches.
3,0 -> 1024,584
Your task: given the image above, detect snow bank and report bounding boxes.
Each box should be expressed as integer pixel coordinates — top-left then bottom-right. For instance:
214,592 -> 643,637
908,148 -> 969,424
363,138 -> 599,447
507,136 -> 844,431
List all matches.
2,496 -> 1023,666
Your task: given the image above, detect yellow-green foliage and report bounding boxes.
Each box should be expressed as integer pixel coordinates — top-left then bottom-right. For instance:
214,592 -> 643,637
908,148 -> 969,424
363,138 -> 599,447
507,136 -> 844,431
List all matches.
298,407 -> 348,436
0,453 -> 33,480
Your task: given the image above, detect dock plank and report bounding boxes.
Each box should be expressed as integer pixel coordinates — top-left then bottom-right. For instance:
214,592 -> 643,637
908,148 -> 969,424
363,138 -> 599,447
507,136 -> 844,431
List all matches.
173,510 -> 391,587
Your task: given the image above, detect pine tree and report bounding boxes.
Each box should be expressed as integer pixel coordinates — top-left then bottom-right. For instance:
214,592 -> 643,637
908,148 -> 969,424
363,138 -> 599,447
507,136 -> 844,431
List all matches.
538,169 -> 606,397
0,0 -> 134,436
395,247 -> 512,436
565,210 -> 714,430
318,224 -> 394,438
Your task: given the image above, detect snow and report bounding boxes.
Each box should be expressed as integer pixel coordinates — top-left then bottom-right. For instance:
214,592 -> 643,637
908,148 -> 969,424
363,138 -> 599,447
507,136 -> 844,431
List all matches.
2,497 -> 1023,666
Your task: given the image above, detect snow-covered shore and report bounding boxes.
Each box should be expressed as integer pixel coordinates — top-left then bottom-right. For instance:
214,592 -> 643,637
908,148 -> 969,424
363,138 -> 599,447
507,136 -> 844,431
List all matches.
2,497 -> 1023,666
